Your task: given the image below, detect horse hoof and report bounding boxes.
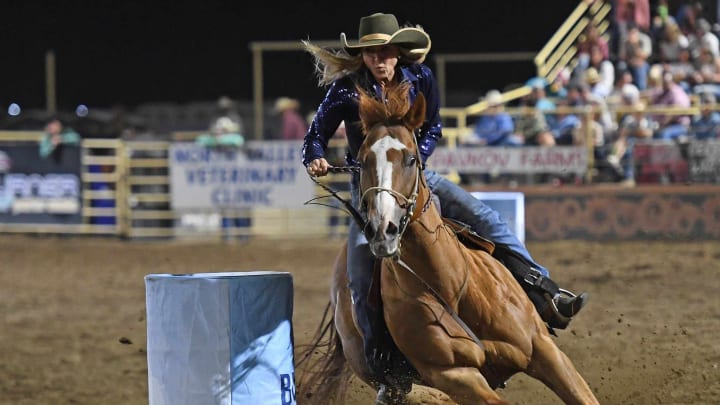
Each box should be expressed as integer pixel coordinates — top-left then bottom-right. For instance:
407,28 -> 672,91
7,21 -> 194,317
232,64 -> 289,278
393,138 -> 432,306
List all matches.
375,384 -> 409,405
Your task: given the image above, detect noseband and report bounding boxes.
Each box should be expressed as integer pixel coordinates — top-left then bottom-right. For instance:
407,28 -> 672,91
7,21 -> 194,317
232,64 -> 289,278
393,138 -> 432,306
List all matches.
359,130 -> 425,250
360,162 -> 421,240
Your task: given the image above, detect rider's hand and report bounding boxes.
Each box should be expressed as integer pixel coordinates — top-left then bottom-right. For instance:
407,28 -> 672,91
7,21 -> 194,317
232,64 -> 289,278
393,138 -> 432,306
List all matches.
306,158 -> 330,177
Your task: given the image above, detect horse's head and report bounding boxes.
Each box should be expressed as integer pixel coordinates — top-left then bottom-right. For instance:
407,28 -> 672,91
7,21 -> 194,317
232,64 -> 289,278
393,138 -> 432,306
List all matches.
356,83 -> 426,257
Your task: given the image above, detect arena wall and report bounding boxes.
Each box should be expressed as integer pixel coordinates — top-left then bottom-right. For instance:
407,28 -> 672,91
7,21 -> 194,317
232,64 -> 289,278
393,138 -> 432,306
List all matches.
512,185 -> 720,241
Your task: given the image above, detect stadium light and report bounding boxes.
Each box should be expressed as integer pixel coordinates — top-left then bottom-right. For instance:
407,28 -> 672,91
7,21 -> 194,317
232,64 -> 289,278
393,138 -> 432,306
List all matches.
8,103 -> 21,116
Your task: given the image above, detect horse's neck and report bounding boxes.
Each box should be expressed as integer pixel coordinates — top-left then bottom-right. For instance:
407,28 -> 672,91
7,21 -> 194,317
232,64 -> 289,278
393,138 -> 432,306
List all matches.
399,192 -> 467,277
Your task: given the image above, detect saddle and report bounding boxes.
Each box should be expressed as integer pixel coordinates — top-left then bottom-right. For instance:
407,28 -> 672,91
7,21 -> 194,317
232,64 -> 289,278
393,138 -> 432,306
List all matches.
442,217 -> 495,254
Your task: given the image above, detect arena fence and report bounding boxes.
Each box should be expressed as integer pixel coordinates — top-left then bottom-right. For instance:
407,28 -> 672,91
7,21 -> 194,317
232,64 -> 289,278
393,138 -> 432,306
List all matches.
2,101 -> 719,241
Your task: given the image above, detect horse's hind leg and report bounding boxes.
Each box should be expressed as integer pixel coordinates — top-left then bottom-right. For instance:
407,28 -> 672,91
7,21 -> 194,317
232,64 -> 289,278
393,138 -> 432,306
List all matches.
526,334 -> 599,405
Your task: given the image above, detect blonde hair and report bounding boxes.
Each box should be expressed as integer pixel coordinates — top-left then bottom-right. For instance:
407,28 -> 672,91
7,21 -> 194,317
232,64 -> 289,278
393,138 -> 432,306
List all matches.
302,36 -> 428,87
303,40 -> 364,87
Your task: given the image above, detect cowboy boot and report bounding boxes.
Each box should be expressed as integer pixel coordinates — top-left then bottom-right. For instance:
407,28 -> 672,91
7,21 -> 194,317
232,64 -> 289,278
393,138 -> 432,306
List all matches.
527,288 -> 588,330
555,289 -> 589,319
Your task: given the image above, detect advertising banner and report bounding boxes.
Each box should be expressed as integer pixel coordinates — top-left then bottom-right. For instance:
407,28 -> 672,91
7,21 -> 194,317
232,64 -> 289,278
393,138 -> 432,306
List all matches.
169,141 -> 314,210
0,143 -> 82,224
427,146 -> 588,174
688,139 -> 720,183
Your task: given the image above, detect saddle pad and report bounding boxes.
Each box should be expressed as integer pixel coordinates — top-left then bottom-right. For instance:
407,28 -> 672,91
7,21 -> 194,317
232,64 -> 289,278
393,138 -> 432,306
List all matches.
442,217 -> 495,254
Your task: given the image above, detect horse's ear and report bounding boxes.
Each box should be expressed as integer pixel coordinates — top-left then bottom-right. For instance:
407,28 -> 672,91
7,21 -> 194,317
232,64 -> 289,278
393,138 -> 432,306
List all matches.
405,92 -> 426,130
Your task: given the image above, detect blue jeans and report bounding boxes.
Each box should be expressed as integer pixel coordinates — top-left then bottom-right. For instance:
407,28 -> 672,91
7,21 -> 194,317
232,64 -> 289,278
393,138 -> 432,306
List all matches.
654,124 -> 687,140
346,170 -> 549,351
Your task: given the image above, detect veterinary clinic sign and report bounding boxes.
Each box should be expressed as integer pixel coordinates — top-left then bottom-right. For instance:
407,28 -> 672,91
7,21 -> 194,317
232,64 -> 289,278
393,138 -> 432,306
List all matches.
427,146 -> 588,174
169,141 -> 313,209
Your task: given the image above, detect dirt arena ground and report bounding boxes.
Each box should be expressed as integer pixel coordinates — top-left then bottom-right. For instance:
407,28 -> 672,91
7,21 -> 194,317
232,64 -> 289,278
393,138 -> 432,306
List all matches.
0,234 -> 718,404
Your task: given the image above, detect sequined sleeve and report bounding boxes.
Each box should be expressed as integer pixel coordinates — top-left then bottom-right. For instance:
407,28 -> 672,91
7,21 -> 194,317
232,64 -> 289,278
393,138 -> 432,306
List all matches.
415,64 -> 443,163
302,80 -> 356,166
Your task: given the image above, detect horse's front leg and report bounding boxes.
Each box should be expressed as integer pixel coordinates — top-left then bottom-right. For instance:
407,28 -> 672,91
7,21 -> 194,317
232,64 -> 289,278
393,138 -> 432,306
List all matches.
386,301 -> 509,405
525,333 -> 599,405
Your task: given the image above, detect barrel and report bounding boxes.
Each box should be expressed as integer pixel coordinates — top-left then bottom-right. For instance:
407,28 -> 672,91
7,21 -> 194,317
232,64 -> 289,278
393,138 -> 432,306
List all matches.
145,271 -> 296,405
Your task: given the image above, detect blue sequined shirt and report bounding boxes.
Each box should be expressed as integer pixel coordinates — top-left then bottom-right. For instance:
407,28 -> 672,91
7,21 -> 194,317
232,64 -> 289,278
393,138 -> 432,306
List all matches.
302,63 -> 443,166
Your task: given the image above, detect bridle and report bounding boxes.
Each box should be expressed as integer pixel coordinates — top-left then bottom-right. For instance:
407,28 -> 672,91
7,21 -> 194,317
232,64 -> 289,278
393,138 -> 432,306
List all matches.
358,128 -> 426,253
305,131 -> 487,356
359,161 -> 421,245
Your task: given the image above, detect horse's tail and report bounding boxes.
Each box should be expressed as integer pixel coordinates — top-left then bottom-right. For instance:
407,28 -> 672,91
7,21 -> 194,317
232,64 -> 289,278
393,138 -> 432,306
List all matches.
295,300 -> 352,405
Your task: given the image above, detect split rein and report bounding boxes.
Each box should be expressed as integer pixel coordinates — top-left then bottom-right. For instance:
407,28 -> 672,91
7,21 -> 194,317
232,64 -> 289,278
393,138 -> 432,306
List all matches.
306,166 -> 487,352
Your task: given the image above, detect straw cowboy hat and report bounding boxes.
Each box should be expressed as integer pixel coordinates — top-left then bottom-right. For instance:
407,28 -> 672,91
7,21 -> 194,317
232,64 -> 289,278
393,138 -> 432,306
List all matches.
274,97 -> 300,112
585,67 -> 600,85
341,13 -> 431,62
483,90 -> 504,107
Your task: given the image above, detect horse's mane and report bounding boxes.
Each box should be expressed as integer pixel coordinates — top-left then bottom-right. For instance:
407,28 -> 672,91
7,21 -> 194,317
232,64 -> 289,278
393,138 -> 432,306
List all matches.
357,82 -> 413,135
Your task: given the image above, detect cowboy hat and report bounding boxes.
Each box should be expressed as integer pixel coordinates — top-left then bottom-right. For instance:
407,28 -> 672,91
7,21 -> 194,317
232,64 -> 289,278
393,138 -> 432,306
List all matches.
482,90 -> 504,107
340,13 -> 431,62
274,97 -> 300,112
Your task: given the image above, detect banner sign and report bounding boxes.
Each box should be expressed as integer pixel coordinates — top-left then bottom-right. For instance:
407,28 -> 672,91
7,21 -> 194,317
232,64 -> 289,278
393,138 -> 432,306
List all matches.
169,141 -> 314,210
0,143 -> 82,224
688,139 -> 720,183
427,146 -> 588,174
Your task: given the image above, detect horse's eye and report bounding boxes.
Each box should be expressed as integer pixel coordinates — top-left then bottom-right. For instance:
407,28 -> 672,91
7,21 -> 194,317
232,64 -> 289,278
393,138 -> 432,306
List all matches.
405,154 -> 417,168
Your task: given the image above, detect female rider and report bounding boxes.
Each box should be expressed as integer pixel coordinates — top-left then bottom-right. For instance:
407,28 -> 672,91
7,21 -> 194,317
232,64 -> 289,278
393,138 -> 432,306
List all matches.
302,12 -> 587,379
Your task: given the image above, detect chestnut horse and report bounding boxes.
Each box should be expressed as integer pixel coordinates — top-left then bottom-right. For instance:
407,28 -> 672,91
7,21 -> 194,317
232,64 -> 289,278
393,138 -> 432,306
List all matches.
297,83 -> 598,405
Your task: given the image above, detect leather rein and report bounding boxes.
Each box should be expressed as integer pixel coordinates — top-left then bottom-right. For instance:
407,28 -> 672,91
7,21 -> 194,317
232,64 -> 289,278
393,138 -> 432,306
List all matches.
307,158 -> 486,352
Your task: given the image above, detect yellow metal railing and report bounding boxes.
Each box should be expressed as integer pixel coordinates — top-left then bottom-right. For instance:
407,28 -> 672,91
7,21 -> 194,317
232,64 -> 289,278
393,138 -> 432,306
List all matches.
440,0 -> 613,149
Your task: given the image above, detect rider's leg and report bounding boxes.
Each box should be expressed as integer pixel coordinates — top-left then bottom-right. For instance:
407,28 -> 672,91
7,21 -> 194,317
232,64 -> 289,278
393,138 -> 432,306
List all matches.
347,174 -> 385,378
347,221 -> 382,367
424,170 -> 587,328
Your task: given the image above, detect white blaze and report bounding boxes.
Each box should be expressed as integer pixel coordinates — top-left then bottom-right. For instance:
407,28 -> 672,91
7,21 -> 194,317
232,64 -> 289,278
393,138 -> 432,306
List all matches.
370,136 -> 406,224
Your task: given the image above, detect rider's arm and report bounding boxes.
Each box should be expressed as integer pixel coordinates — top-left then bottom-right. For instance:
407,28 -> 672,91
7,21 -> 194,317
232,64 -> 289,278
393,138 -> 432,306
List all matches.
302,80 -> 352,167
416,64 -> 443,163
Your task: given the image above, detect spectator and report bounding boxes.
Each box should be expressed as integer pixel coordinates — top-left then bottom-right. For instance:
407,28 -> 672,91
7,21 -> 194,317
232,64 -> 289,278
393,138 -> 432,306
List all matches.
608,69 -> 639,111
577,23 -> 610,62
526,76 -> 557,127
658,20 -> 690,63
691,92 -> 720,139
194,96 -> 245,148
547,68 -> 571,99
515,89 -> 554,146
575,45 -> 614,98
676,1 -> 704,36
620,24 -> 652,90
196,101 -> 245,149
550,98 -> 581,145
612,0 -> 651,58
650,71 -> 691,140
607,100 -> 655,187
212,96 -> 244,135
39,117 -> 80,162
691,45 -> 720,97
573,98 -> 607,149
467,90 -> 523,146
667,46 -> 696,91
274,97 -> 308,140
689,18 -> 719,58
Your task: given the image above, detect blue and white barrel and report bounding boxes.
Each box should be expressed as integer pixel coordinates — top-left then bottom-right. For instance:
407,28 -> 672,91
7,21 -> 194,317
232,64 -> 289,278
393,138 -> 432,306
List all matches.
145,271 -> 296,405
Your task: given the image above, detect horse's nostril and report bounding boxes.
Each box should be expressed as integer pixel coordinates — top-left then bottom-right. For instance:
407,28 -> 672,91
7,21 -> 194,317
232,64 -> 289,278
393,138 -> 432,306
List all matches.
386,221 -> 398,236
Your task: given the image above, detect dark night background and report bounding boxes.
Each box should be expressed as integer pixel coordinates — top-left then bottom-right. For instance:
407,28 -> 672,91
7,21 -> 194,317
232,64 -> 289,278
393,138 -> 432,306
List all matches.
1,0 -> 580,113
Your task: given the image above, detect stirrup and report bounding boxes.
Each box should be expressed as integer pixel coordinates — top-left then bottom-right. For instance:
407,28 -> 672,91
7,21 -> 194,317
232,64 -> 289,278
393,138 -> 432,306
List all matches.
541,293 -> 572,330
555,289 -> 588,318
